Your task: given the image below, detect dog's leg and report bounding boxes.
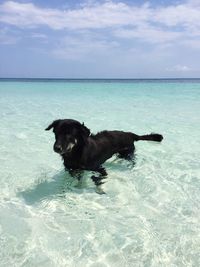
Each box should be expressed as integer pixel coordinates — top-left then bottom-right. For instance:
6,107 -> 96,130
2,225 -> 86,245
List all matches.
91,167 -> 107,194
69,169 -> 84,187
118,145 -> 135,160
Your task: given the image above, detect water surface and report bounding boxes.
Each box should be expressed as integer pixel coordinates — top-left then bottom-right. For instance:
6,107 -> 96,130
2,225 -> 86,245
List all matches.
0,79 -> 200,266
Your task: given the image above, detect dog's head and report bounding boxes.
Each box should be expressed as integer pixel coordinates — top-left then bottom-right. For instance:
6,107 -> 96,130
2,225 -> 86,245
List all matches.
45,119 -> 90,155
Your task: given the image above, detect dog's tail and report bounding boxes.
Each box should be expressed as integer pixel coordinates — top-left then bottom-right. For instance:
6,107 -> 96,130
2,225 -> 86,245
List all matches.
133,133 -> 163,142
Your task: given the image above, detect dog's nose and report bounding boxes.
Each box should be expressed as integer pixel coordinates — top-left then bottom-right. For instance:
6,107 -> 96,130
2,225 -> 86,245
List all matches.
54,144 -> 62,153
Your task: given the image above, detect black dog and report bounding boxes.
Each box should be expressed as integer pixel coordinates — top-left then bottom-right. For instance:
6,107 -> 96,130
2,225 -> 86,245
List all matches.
45,119 -> 163,193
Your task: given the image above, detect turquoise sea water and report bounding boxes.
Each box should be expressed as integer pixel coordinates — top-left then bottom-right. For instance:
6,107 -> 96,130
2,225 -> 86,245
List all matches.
0,79 -> 200,267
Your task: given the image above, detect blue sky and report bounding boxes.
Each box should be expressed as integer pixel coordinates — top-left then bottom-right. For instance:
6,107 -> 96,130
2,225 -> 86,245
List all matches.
0,0 -> 200,78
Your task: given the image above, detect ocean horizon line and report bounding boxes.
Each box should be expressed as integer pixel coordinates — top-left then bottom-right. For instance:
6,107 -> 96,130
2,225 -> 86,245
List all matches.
1,77 -> 200,83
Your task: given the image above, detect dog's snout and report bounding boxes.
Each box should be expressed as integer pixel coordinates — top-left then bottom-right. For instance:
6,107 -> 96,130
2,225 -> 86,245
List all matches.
54,144 -> 62,153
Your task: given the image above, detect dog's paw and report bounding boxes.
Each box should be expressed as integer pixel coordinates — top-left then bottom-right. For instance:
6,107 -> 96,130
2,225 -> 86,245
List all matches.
95,186 -> 106,195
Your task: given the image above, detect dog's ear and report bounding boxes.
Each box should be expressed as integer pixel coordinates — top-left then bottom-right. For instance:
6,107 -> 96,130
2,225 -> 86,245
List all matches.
81,122 -> 90,137
45,120 -> 61,131
78,122 -> 90,142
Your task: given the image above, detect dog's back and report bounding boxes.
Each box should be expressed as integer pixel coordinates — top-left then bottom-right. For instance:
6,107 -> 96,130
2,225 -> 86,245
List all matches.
90,130 -> 134,151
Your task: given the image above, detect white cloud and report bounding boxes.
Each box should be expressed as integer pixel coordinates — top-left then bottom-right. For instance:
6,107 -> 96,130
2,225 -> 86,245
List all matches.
52,35 -> 119,60
114,24 -> 182,44
0,1 -> 199,31
183,39 -> 200,50
1,0 -> 200,58
0,1 -> 151,30
0,0 -> 200,47
0,1 -> 64,29
166,65 -> 192,72
0,27 -> 20,44
187,0 -> 200,7
30,32 -> 48,43
31,33 -> 47,39
154,4 -> 200,27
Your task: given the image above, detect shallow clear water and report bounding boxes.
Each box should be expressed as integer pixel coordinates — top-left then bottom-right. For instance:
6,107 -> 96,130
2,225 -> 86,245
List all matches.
0,80 -> 200,267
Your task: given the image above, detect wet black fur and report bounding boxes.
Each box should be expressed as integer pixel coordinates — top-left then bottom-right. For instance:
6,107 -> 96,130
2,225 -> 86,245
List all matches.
45,119 -> 163,190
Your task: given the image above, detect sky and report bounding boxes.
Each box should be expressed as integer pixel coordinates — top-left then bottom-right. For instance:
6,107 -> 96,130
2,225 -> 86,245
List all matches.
0,0 -> 200,78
